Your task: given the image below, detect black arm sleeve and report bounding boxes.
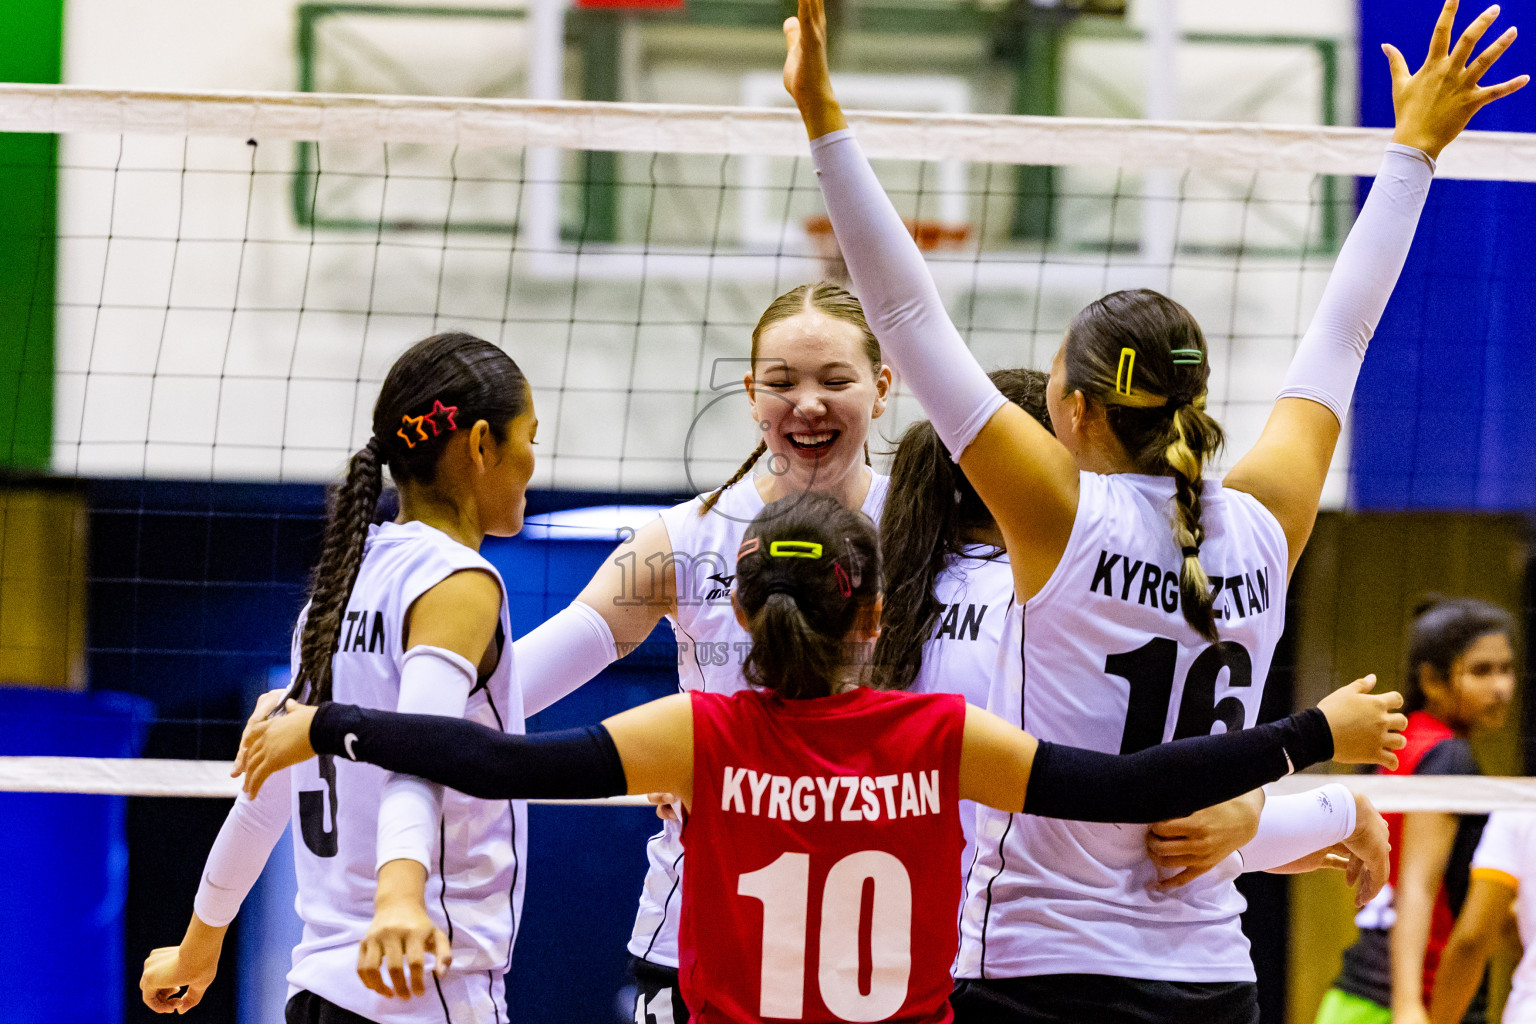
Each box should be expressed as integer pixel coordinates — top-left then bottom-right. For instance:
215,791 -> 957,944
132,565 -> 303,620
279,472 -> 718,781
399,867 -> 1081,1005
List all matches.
309,702 -> 628,801
1022,708 -> 1334,823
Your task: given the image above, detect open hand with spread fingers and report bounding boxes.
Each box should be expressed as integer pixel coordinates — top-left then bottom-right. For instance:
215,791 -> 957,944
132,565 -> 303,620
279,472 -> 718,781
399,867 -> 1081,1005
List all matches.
1317,675 -> 1408,769
1386,0 -> 1527,159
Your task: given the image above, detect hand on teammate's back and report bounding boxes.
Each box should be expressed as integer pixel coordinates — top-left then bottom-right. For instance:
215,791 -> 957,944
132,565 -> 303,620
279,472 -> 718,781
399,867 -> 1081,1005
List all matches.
235,697 -> 319,798
1385,0 -> 1527,159
1317,674 -> 1408,768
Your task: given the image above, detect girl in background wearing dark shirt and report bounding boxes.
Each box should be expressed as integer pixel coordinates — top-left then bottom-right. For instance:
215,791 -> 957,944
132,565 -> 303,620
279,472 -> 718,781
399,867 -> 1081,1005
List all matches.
1318,597 -> 1517,1024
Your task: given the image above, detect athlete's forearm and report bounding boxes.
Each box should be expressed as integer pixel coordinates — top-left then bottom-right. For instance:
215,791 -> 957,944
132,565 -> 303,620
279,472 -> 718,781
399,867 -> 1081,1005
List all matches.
312,703 -> 628,801
1023,709 -> 1333,823
1276,145 -> 1434,422
192,768 -> 291,927
376,645 -> 475,871
810,130 -> 1004,459
1238,783 -> 1357,873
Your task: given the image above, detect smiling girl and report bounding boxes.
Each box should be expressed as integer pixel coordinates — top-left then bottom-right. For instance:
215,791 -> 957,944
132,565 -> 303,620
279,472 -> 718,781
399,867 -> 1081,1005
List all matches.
508,281 -> 891,1021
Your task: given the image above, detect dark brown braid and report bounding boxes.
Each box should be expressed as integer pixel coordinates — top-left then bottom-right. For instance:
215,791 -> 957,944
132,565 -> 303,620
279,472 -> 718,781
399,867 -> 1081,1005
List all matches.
700,442 -> 766,516
289,439 -> 383,704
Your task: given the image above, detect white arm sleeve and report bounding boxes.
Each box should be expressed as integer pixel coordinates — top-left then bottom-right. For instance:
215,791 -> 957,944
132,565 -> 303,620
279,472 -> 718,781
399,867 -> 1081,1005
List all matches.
1276,144 -> 1436,422
375,644 -> 476,872
193,766 -> 292,927
1238,782 -> 1357,874
811,129 -> 1006,458
516,600 -> 619,717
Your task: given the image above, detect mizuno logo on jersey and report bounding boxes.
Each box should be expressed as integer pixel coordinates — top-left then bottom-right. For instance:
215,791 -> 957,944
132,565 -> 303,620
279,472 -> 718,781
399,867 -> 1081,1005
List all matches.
705,572 -> 736,600
339,609 -> 387,654
719,766 -> 941,821
1088,550 -> 1271,620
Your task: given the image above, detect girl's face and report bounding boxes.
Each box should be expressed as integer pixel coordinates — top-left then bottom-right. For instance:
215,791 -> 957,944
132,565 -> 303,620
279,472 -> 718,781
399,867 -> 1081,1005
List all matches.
1440,631 -> 1517,733
478,392 -> 538,537
747,311 -> 890,494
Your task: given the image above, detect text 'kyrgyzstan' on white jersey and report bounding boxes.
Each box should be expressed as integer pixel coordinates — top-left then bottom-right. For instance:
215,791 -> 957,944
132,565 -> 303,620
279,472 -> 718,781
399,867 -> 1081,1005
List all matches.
287,521 -> 526,1023
957,471 -> 1289,983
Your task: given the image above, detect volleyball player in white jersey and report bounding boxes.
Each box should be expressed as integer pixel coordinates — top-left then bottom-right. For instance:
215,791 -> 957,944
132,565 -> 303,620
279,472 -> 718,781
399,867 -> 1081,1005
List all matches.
506,282 -> 890,1022
875,369 -> 1048,880
140,333 -> 538,1023
784,1 -> 1525,1018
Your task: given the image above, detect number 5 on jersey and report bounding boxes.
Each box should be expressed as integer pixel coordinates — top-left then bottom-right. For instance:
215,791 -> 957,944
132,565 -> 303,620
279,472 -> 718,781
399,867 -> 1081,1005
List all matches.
738,850 -> 911,1022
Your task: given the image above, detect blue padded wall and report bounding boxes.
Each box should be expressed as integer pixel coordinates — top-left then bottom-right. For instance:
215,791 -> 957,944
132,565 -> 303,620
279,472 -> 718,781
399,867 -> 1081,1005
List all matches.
1352,0 -> 1536,510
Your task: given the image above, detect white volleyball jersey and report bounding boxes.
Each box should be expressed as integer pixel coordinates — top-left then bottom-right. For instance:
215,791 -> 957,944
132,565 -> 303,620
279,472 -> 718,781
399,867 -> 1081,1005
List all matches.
628,470 -> 890,967
286,521 -> 526,1023
1471,811 -> 1536,1022
956,472 -> 1289,983
910,545 -> 1015,874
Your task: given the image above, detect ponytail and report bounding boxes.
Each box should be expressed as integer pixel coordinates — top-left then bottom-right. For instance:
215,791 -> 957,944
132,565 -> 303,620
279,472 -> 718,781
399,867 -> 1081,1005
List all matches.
874,368 -> 1050,688
872,421 -> 960,689
1164,397 -> 1223,641
745,592 -> 848,700
293,439 -> 384,704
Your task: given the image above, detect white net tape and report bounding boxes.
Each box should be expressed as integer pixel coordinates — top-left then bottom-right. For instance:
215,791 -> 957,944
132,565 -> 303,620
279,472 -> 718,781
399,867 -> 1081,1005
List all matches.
0,756 -> 649,806
3,84 -> 1535,178
2,755 -> 1530,812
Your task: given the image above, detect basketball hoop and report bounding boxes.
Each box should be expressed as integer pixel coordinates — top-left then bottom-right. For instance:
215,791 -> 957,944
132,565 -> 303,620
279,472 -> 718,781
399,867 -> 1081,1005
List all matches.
803,214 -> 973,284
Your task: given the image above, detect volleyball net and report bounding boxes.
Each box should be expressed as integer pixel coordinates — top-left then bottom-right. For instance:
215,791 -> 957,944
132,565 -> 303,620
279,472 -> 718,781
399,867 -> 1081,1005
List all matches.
1,84 -> 1533,810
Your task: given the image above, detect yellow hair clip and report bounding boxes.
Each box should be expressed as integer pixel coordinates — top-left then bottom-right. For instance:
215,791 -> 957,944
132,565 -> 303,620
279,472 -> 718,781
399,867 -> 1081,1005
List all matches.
1115,347 -> 1136,397
769,540 -> 823,559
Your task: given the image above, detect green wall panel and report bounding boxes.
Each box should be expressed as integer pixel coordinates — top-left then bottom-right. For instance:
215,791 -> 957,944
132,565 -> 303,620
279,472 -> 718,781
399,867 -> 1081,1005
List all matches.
0,0 -> 62,471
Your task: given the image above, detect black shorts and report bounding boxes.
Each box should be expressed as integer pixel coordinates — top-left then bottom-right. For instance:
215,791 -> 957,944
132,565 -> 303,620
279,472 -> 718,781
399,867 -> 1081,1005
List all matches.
628,955 -> 690,1024
950,974 -> 1259,1024
285,990 -> 376,1024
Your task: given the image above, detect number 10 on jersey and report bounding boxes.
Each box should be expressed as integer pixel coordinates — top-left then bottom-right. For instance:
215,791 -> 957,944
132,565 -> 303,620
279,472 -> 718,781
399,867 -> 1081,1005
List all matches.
737,850 -> 912,1021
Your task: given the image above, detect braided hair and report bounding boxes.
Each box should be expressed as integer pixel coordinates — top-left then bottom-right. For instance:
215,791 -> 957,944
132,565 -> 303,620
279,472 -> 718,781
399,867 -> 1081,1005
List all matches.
737,494 -> 882,700
700,282 -> 881,515
1062,289 -> 1225,641
290,332 -> 528,706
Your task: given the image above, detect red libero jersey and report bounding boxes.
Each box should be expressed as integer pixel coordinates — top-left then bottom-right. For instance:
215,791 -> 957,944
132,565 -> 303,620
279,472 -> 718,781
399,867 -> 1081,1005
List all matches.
679,687 -> 967,1024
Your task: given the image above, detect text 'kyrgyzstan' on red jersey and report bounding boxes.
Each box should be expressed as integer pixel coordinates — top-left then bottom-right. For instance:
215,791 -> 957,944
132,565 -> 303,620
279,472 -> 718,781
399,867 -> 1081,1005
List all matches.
680,687 -> 967,1024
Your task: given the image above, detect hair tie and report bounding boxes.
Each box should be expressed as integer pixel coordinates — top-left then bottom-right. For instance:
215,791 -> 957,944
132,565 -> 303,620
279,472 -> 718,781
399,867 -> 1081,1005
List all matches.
737,537 -> 761,561
1170,348 -> 1204,366
764,580 -> 798,599
1182,546 -> 1200,559
1115,347 -> 1136,397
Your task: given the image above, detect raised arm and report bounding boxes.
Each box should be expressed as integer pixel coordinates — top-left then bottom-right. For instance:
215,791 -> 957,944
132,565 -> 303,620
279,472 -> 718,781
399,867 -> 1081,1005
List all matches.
1224,0 -> 1526,573
959,675 -> 1405,821
785,0 -> 1079,598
